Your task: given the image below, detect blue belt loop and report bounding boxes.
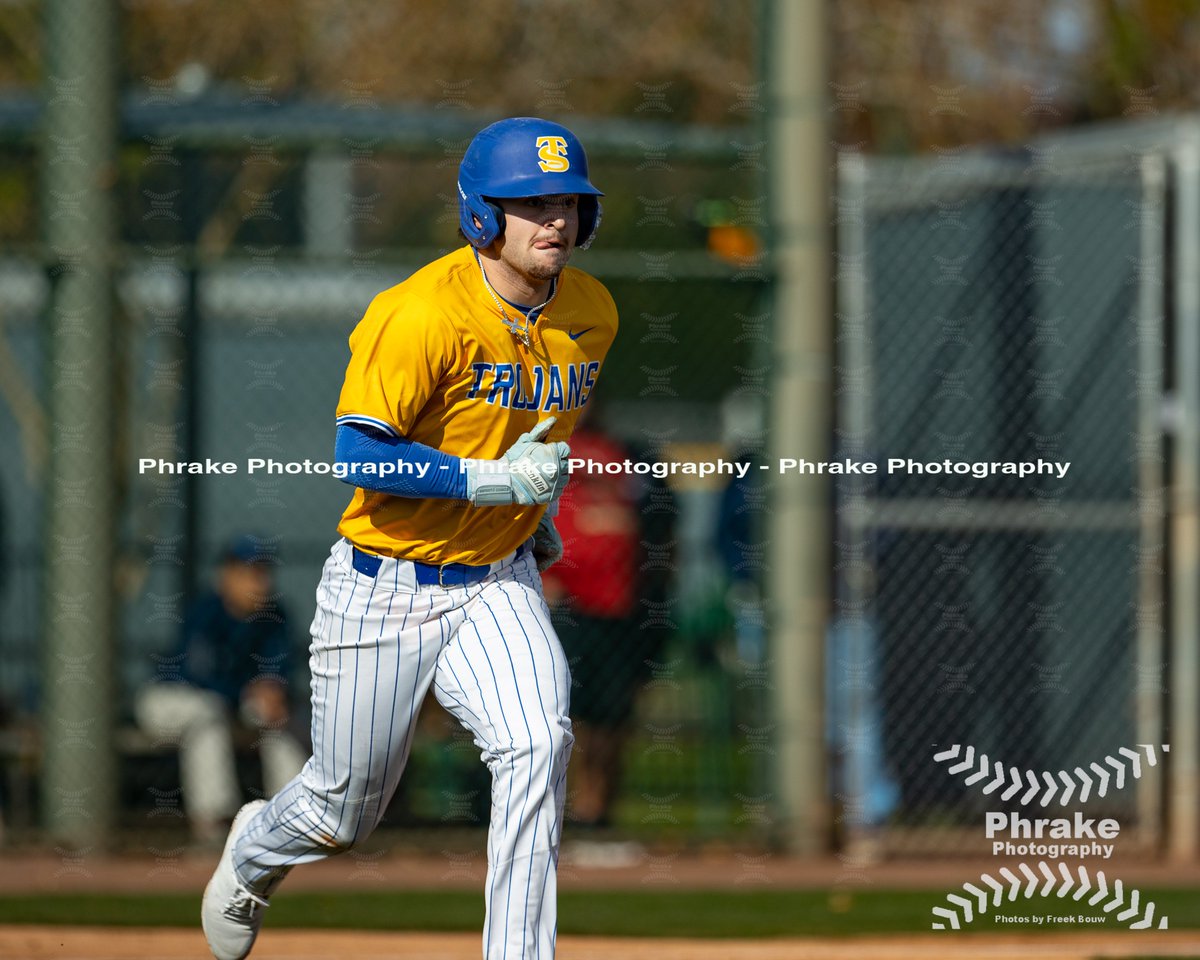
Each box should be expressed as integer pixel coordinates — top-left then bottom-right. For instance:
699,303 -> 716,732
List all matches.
351,546 -> 382,578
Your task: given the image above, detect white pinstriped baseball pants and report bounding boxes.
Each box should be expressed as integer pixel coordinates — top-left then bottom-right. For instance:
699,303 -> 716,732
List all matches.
233,538 -> 573,960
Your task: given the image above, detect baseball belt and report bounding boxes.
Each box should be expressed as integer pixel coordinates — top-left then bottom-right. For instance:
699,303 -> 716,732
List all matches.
350,542 -> 529,587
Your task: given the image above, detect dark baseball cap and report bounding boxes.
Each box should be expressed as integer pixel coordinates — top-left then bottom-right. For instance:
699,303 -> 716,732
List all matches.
221,534 -> 278,566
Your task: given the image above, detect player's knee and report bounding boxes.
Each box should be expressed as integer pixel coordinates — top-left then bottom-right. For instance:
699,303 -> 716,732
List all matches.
323,820 -> 362,851
557,719 -> 575,762
305,809 -> 362,852
293,785 -> 371,851
517,719 -> 573,772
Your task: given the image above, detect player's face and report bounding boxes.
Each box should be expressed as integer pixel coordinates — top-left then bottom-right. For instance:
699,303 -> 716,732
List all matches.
495,194 -> 579,284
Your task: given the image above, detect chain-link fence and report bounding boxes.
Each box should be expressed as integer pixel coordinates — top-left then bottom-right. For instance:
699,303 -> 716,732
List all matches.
0,117 -> 774,846
833,146 -> 1169,852
9,1 -> 1192,862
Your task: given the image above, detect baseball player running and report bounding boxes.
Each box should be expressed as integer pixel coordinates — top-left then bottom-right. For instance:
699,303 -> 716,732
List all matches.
202,117 -> 618,959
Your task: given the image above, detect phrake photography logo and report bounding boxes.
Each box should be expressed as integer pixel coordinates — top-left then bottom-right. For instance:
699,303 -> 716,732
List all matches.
928,743 -> 1170,931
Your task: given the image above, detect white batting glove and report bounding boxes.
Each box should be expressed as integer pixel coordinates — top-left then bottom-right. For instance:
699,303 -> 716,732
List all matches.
531,511 -> 564,572
505,417 -> 572,501
502,417 -> 559,462
464,418 -> 571,507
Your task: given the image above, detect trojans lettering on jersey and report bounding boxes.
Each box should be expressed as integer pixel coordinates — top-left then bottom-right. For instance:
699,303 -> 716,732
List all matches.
466,360 -> 599,411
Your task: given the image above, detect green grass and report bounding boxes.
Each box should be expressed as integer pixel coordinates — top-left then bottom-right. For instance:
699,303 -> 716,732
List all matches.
0,888 -> 1196,937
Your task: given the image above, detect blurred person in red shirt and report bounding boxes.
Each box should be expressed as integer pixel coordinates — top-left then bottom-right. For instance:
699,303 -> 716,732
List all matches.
543,415 -> 674,829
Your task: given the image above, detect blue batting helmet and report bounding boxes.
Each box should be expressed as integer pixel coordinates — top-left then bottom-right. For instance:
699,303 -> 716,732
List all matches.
458,117 -> 603,250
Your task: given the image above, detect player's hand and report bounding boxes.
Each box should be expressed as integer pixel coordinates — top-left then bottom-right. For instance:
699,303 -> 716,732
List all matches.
503,417 -> 559,461
531,511 -> 564,572
464,418 -> 571,507
503,418 -> 571,501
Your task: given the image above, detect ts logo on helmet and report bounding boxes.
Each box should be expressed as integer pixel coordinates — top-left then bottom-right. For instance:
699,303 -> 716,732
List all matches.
536,136 -> 570,173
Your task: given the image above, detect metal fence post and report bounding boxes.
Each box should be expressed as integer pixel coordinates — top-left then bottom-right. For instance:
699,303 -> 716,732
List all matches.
834,150 -> 872,851
766,0 -> 831,853
1135,153 -> 1166,850
1170,137 -> 1200,861
41,0 -> 119,846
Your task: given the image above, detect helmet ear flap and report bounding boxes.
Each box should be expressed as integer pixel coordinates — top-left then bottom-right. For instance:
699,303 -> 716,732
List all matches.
577,196 -> 602,250
485,200 -> 506,242
459,190 -> 508,248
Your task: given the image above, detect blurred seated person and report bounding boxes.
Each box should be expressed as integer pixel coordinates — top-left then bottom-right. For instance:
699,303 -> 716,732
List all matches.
136,535 -> 306,844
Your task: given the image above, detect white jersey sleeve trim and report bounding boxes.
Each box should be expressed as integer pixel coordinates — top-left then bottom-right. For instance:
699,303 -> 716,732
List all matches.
335,414 -> 401,438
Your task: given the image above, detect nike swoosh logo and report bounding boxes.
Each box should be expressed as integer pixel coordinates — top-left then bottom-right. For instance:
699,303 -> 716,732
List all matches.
568,327 -> 596,341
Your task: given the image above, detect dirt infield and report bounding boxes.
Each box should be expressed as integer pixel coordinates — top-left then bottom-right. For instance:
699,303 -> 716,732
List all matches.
2,926 -> 1199,960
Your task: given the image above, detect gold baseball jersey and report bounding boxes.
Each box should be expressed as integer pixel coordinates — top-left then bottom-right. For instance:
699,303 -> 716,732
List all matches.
335,245 -> 618,565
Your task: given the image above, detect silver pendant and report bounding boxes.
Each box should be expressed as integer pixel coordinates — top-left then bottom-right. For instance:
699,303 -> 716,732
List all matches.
503,313 -> 531,346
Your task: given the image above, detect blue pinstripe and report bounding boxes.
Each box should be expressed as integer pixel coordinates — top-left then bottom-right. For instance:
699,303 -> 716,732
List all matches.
348,594 -> 379,845
515,566 -> 571,954
334,572 -> 377,843
481,593 -> 531,956
502,586 -> 557,953
433,665 -> 487,731
461,611 -> 518,960
375,586 -> 416,839
523,554 -> 571,957
482,589 -> 542,958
